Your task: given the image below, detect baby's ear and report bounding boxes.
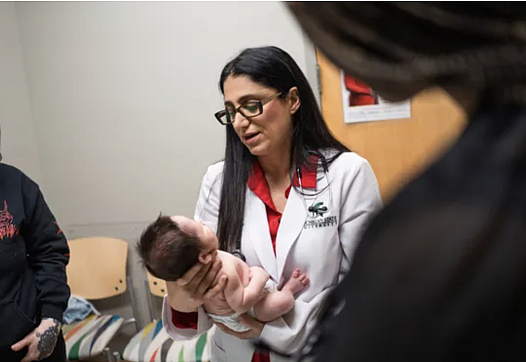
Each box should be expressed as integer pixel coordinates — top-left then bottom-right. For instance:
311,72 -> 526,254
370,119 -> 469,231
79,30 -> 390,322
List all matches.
198,252 -> 212,264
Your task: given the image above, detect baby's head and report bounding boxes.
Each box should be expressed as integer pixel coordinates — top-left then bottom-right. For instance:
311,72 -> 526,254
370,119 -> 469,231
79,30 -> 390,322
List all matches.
137,214 -> 218,281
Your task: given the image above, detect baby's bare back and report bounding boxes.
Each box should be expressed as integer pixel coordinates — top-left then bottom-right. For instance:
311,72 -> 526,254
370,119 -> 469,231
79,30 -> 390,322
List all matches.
202,251 -> 250,316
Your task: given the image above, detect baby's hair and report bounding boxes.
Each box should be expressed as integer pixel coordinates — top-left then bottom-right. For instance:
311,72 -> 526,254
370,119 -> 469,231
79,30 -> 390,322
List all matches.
136,214 -> 203,281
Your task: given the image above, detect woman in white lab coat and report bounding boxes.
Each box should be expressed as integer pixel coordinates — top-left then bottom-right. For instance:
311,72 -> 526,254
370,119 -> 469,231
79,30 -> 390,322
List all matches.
162,46 -> 383,362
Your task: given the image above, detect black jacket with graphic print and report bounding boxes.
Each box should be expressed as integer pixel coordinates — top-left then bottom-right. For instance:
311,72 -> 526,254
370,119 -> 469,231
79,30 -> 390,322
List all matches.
0,164 -> 70,349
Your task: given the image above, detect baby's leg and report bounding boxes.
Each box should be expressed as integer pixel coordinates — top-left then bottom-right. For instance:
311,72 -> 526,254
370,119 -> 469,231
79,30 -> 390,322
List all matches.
253,268 -> 310,322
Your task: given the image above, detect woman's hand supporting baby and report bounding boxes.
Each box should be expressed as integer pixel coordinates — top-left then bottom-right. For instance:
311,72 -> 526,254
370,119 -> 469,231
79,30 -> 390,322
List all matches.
167,251 -> 228,313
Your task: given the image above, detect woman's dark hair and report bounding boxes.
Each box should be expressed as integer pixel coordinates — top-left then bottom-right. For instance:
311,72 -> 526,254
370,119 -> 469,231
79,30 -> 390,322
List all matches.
216,46 -> 350,253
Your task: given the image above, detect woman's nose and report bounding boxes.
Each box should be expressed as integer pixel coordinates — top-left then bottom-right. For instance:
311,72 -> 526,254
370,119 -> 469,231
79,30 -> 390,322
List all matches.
234,111 -> 249,125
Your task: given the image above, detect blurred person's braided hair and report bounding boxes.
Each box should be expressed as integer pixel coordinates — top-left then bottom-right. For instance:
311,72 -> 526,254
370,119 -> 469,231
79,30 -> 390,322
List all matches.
289,2 -> 526,103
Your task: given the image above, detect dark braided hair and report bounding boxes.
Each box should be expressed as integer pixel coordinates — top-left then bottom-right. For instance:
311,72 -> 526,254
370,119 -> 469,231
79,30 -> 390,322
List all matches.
289,3 -> 526,102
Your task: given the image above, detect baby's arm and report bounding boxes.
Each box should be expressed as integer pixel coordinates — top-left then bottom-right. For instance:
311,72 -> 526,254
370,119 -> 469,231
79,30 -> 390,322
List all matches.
224,266 -> 269,314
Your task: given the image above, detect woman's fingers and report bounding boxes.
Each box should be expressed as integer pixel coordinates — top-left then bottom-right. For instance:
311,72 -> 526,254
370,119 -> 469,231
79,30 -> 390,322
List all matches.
170,252 -> 222,311
185,260 -> 214,293
239,314 -> 264,331
204,275 -> 227,301
176,250 -> 217,287
214,322 -> 257,340
196,258 -> 223,297
176,262 -> 208,287
239,314 -> 264,337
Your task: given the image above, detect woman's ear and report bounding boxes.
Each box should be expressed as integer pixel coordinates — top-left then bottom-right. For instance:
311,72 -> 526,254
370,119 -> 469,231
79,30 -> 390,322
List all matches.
288,87 -> 301,115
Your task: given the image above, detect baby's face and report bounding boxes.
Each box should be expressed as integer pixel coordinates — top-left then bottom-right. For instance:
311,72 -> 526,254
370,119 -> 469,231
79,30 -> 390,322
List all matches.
170,216 -> 218,253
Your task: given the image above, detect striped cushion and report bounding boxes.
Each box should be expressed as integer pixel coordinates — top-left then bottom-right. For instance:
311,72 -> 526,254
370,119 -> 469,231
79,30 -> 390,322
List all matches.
62,314 -> 124,360
124,320 -> 212,362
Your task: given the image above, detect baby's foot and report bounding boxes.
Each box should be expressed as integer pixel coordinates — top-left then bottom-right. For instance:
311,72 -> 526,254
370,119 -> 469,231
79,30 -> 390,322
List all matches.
282,268 -> 310,295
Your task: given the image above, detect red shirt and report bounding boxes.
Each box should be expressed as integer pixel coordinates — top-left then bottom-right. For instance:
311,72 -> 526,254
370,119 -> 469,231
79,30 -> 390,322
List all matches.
171,159 -> 317,361
344,74 -> 376,106
247,160 -> 317,254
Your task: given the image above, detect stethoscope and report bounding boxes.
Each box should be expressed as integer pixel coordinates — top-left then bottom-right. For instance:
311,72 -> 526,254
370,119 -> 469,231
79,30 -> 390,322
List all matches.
232,153 -> 333,262
296,153 -> 333,220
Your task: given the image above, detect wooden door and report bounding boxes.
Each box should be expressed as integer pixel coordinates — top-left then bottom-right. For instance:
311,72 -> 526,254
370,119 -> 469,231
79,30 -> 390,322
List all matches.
317,52 -> 468,202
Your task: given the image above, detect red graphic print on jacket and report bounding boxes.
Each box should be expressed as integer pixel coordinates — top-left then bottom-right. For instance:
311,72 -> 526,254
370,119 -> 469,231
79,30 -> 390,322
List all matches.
0,201 -> 19,240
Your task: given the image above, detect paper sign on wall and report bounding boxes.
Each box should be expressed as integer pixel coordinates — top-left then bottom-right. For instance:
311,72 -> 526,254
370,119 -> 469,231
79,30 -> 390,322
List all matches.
341,71 -> 411,124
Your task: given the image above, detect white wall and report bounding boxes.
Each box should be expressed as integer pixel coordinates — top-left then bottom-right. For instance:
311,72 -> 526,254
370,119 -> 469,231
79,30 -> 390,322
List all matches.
15,1 -> 315,227
12,1 -> 317,329
0,2 -> 41,182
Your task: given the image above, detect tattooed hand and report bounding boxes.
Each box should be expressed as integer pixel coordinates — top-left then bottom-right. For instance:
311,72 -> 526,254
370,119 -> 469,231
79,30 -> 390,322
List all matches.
11,318 -> 61,362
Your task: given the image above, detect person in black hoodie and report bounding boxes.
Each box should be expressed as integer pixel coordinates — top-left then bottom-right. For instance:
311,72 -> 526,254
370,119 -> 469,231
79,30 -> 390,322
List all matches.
0,128 -> 70,361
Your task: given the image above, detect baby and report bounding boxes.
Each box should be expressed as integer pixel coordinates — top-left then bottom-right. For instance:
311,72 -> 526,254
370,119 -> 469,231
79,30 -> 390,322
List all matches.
137,214 -> 310,332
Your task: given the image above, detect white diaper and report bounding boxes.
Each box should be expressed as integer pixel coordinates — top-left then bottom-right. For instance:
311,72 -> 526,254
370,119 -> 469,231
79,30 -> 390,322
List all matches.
208,312 -> 251,332
264,278 -> 277,292
208,279 -> 278,332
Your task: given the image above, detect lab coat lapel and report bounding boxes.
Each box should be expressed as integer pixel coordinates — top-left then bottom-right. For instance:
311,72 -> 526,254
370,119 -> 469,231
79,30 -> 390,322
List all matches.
245,191 -> 279,282
275,186 -> 308,283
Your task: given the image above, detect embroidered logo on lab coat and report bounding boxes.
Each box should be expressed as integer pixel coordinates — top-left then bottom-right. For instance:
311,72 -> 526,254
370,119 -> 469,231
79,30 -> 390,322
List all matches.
308,202 -> 328,218
304,202 -> 337,229
303,216 -> 337,229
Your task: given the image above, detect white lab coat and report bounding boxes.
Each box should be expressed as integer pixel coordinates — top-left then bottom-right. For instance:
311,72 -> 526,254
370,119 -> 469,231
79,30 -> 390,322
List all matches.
162,150 -> 383,362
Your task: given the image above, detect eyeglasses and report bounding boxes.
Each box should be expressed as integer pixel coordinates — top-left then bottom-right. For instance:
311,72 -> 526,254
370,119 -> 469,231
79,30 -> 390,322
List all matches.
214,93 -> 282,125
